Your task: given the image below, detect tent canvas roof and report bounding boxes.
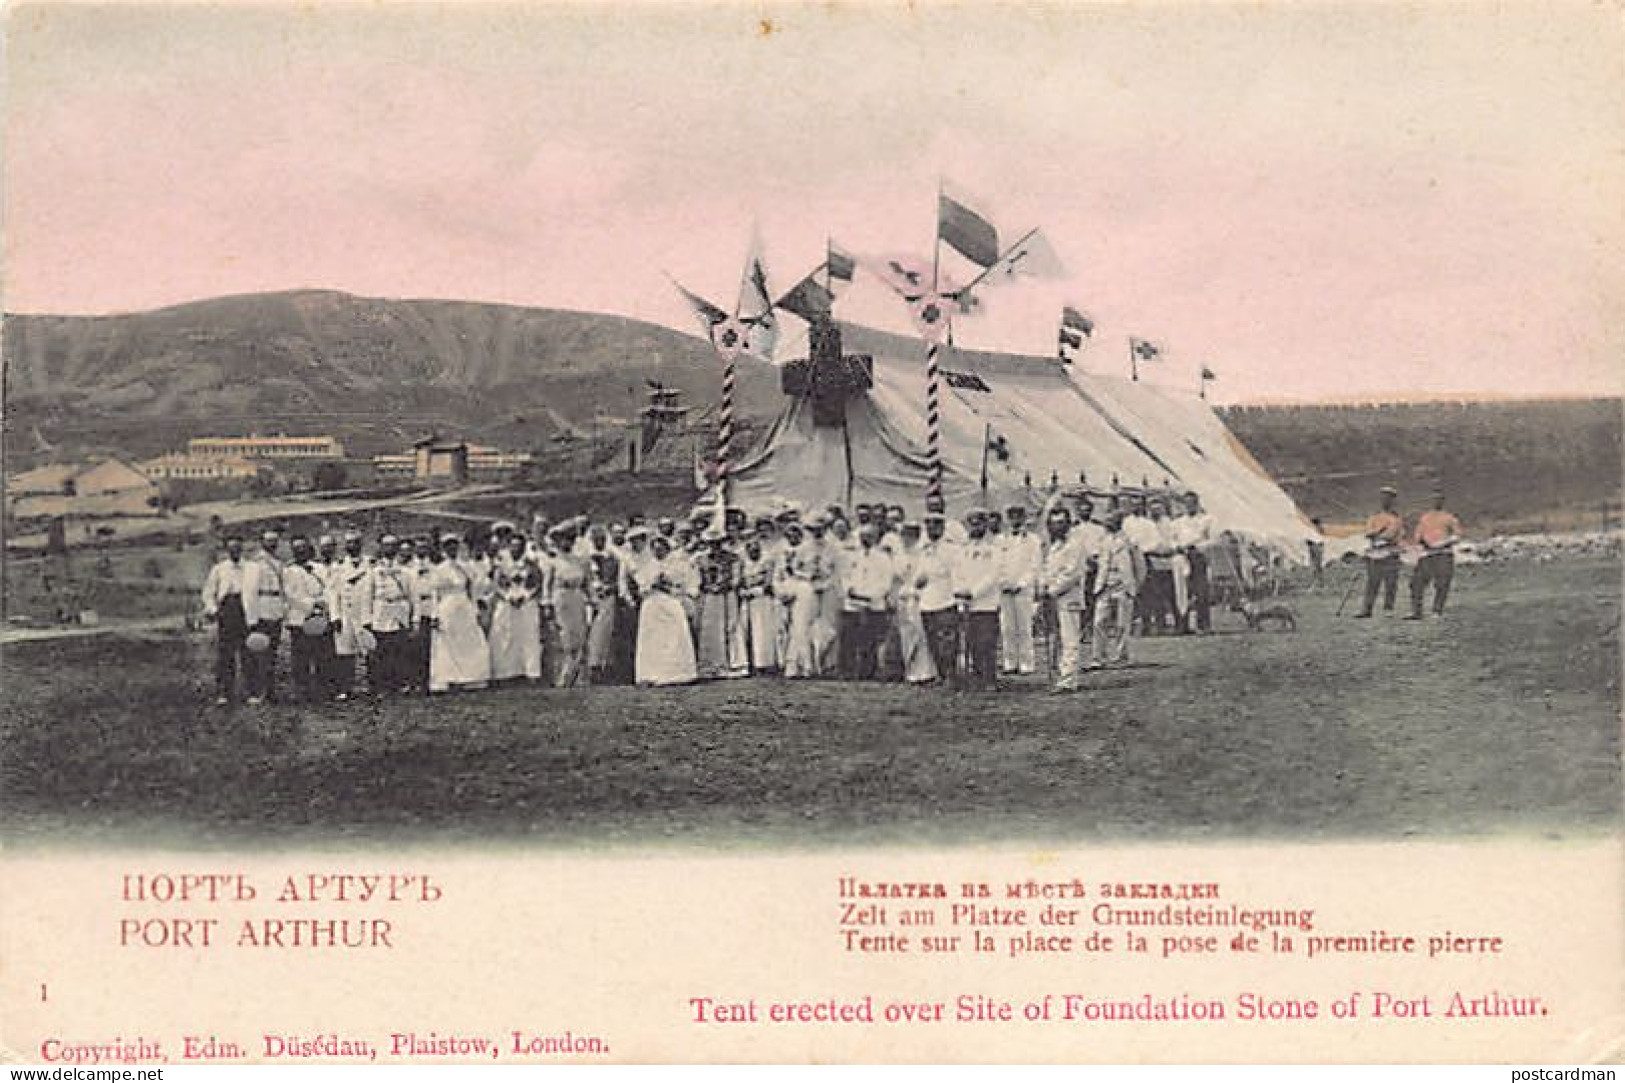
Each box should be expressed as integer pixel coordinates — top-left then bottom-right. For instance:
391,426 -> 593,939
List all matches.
728,322 -> 1313,555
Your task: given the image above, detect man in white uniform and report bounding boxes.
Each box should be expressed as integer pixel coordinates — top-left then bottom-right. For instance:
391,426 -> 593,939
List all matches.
997,504 -> 1042,675
240,529 -> 288,705
200,534 -> 249,705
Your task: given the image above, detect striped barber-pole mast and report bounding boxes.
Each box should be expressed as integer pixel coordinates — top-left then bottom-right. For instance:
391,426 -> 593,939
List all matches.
717,355 -> 736,491
924,337 -> 944,501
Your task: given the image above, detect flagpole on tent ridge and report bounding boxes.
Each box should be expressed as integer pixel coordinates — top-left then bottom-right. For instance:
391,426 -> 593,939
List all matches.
925,181 -> 947,506
1129,338 -> 1139,382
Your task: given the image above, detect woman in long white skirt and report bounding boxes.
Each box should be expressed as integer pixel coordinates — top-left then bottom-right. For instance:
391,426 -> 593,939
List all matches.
488,534 -> 542,682
549,525 -> 590,687
634,536 -> 697,687
740,538 -> 780,673
428,535 -> 490,693
775,524 -> 820,678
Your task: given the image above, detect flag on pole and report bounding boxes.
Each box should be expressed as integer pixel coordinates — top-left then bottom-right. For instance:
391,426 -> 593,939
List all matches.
937,191 -> 1001,268
826,242 -> 856,286
737,239 -> 779,360
1200,365 -> 1217,381
982,229 -> 1067,285
673,280 -> 729,337
775,273 -> 836,323
861,253 -> 935,299
1130,337 -> 1163,363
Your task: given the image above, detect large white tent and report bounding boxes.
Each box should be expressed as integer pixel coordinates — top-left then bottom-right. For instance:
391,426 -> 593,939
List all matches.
727,322 -> 1316,557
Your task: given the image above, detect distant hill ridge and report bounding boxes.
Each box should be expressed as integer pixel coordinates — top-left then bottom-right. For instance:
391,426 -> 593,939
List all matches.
3,290 -> 1619,534
3,289 -> 785,463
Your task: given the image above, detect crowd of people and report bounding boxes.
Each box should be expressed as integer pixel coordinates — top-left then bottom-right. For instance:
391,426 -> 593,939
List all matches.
199,490 -> 1251,705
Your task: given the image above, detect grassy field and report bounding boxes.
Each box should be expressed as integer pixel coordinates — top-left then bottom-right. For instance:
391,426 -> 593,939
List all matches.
1,557 -> 1618,850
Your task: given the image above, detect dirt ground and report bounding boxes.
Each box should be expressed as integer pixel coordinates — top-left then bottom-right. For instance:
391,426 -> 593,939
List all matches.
1,557 -> 1617,849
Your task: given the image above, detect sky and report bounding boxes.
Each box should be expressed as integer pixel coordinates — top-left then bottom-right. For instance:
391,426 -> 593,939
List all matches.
4,1 -> 1623,402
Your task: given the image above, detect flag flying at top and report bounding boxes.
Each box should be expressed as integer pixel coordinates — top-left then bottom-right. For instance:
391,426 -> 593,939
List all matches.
981,229 -> 1067,286
860,253 -> 937,300
937,191 -> 1001,269
1131,337 -> 1163,362
737,238 -> 779,360
1201,365 -> 1217,380
826,242 -> 856,285
675,280 -> 728,337
775,272 -> 835,324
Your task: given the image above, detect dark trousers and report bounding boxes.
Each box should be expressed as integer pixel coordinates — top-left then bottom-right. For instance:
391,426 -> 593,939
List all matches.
327,650 -> 356,699
242,620 -> 282,701
1186,551 -> 1212,632
922,608 -> 960,683
1410,553 -> 1455,615
1360,556 -> 1400,614
415,618 -> 434,694
373,629 -> 407,693
1140,569 -> 1176,633
964,610 -> 1000,690
288,628 -> 329,702
839,610 -> 885,680
214,595 -> 248,700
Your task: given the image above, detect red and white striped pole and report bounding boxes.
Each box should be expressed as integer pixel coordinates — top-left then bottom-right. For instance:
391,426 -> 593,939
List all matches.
925,340 -> 943,501
717,354 -> 735,496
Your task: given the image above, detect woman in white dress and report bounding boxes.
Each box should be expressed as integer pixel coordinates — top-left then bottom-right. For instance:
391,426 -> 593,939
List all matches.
739,536 -> 780,673
488,534 -> 542,682
427,534 -> 491,693
549,524 -> 591,687
633,535 -> 698,687
774,523 -> 819,678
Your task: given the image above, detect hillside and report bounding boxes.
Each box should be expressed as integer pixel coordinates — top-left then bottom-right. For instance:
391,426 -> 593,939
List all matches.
2,290 -> 780,464
4,291 -> 1619,535
1221,399 -> 1623,533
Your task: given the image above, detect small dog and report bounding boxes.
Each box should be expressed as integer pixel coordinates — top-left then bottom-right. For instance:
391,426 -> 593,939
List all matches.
1231,598 -> 1298,632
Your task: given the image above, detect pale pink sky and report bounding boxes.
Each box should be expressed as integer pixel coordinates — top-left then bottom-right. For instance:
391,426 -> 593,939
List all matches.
5,2 -> 1623,402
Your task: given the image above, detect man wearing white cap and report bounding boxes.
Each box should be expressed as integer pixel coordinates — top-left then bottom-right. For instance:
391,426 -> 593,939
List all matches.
1038,500 -> 1095,691
283,536 -> 330,703
841,522 -> 895,680
1355,486 -> 1405,618
240,528 -> 288,704
200,534 -> 249,705
915,512 -> 960,684
326,530 -> 373,701
1091,510 -> 1146,669
998,503 -> 1042,676
952,509 -> 1003,690
369,535 -> 416,693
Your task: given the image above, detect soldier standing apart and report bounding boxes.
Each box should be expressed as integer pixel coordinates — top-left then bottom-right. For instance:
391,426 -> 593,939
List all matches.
1355,486 -> 1405,618
1408,491 -> 1463,620
240,529 -> 288,705
200,535 -> 248,705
